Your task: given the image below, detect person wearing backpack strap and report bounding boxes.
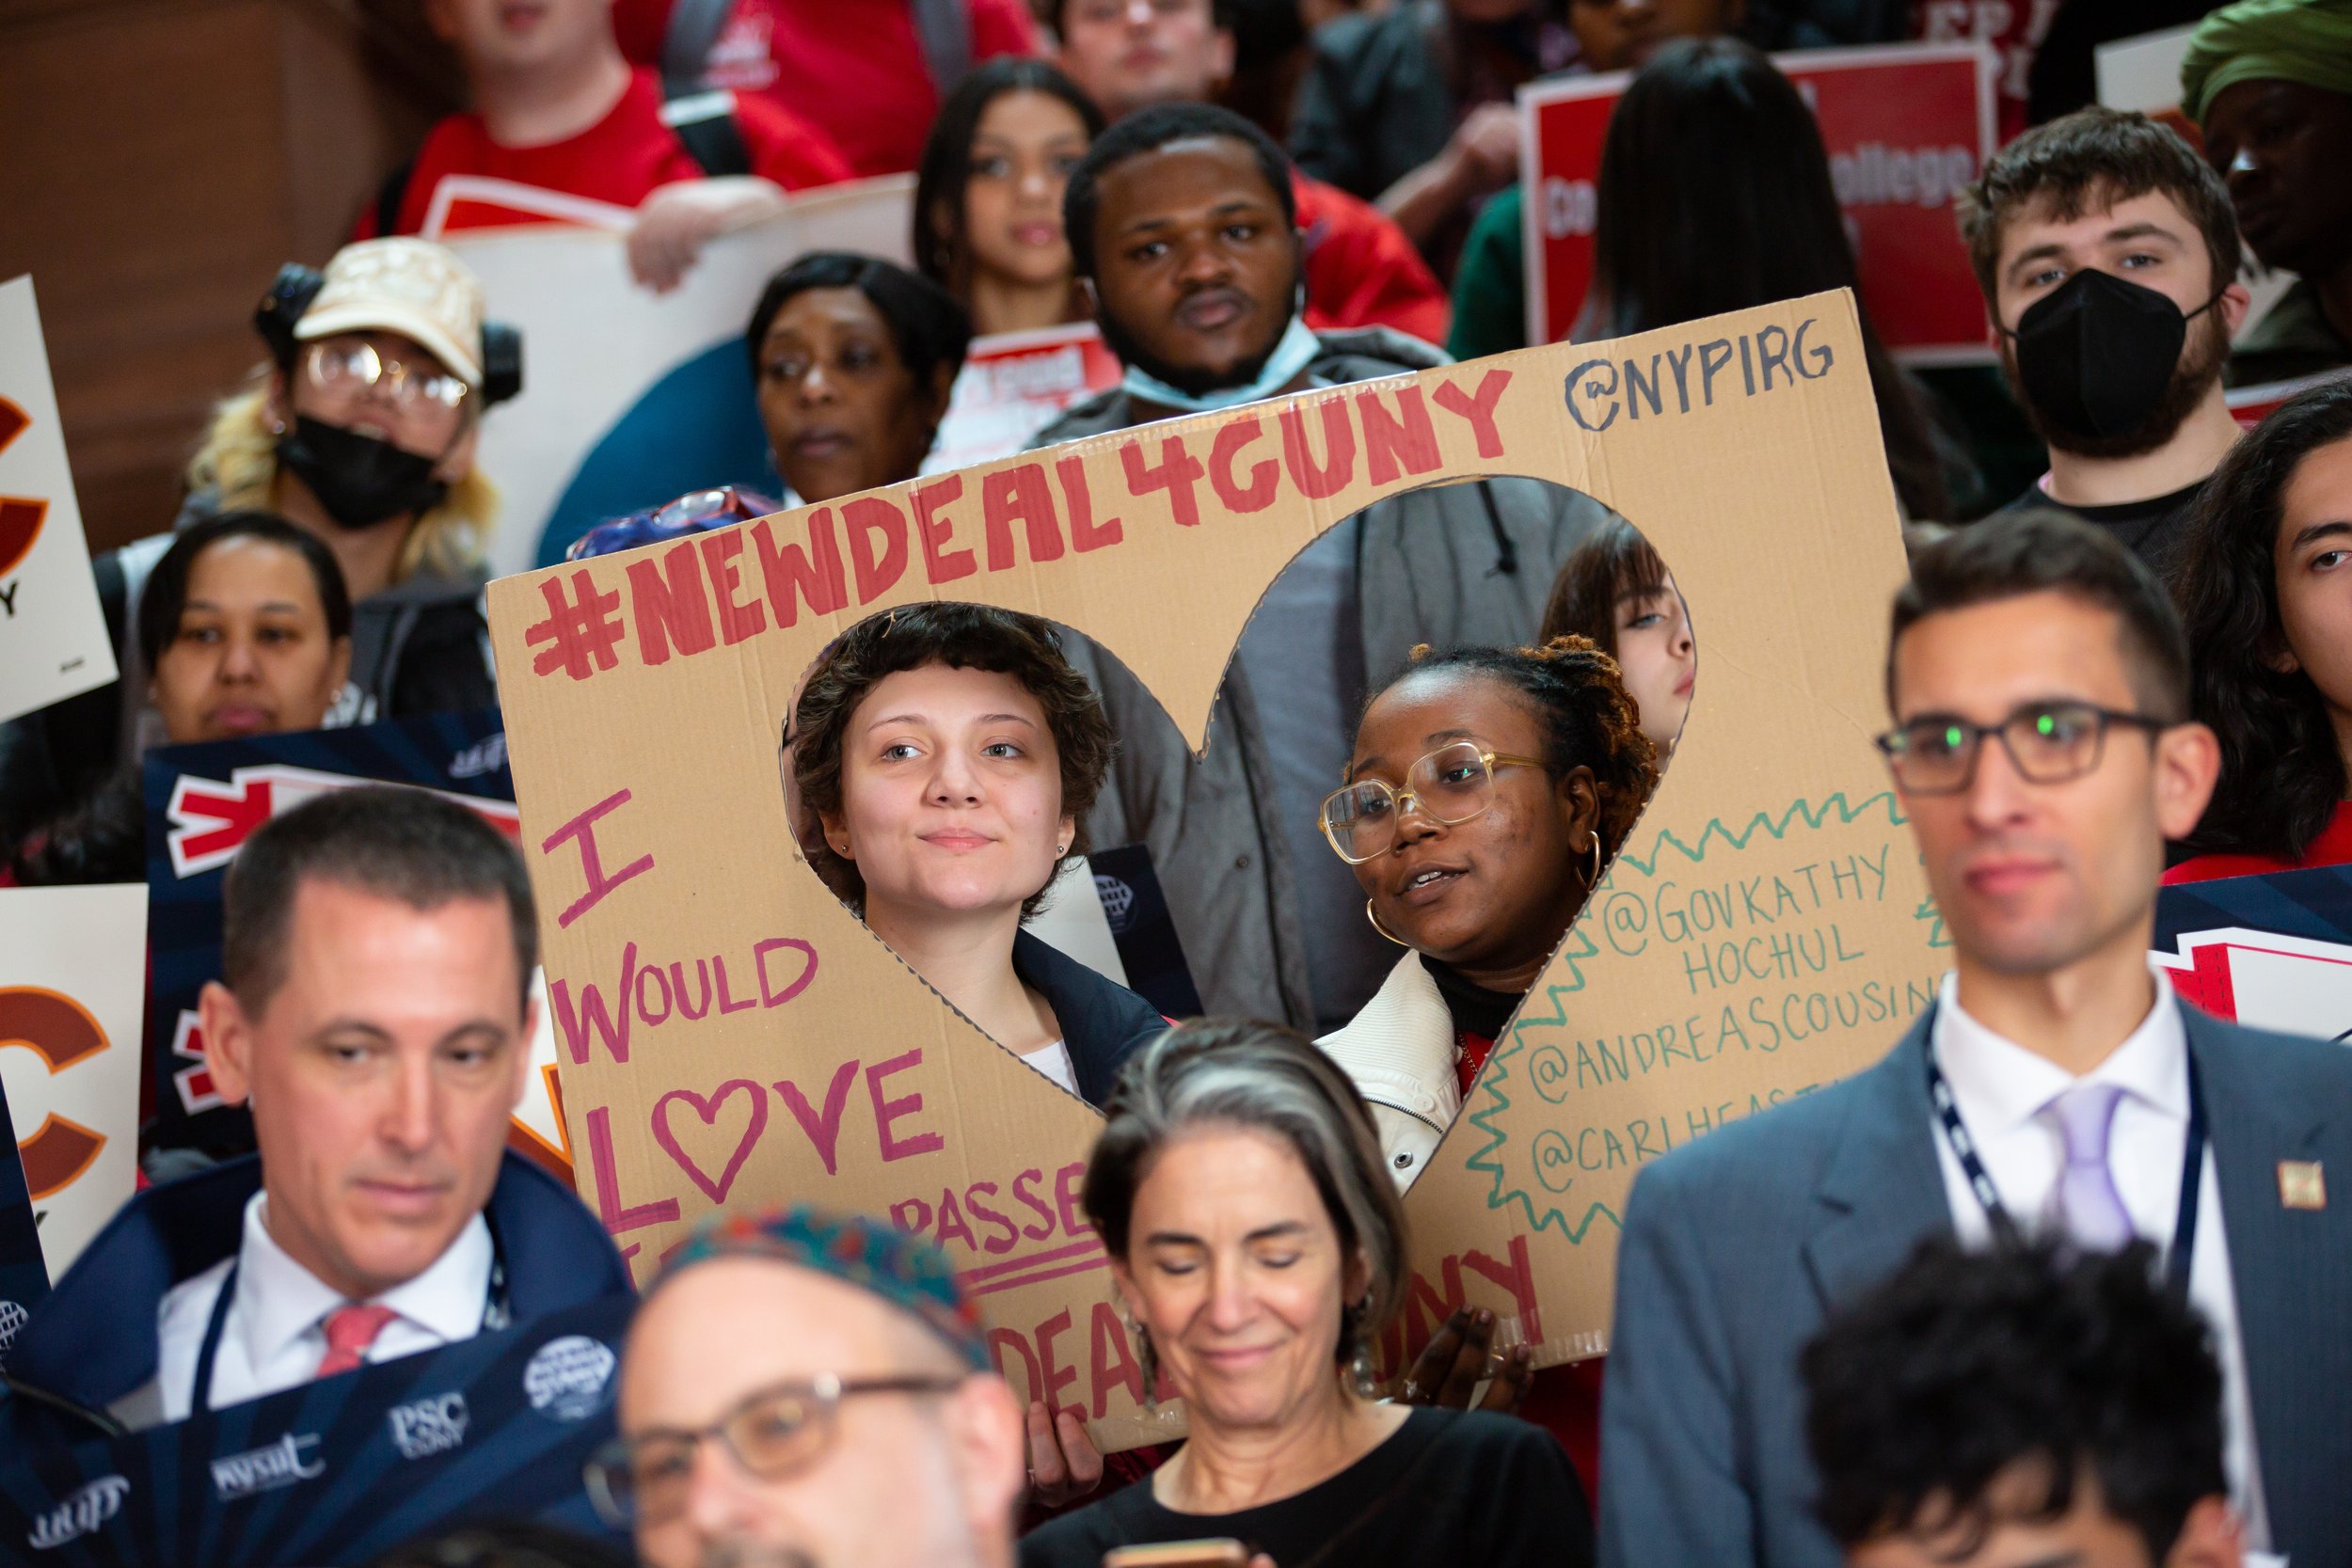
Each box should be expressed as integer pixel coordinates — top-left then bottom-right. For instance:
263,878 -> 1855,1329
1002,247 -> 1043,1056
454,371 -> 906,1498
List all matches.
612,0 -> 1039,178
360,0 -> 853,292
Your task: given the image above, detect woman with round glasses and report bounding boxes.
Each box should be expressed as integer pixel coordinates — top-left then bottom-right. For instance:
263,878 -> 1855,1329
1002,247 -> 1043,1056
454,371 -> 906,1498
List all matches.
1315,638 -> 1660,1188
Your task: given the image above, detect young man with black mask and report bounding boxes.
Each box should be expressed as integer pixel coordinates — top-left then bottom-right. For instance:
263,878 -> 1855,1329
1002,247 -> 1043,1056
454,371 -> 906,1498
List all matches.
1030,103 -> 1612,1043
1959,108 -> 2250,572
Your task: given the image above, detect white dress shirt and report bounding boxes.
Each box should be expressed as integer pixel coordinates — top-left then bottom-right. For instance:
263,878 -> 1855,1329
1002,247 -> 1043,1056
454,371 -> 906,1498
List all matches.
1021,1038 -> 1080,1098
133,1194 -> 493,1424
1930,970 -> 2276,1557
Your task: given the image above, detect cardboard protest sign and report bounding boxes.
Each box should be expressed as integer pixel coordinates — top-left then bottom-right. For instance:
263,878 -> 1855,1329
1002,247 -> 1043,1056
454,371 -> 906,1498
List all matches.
926,325 -> 1124,476
0,884 -> 146,1284
140,714 -> 567,1179
0,1293 -> 630,1566
0,276 -> 119,726
2157,865 -> 2352,1042
450,178 -> 914,577
1518,43 -> 1995,359
485,290 -> 1945,1448
0,1079 -> 52,1357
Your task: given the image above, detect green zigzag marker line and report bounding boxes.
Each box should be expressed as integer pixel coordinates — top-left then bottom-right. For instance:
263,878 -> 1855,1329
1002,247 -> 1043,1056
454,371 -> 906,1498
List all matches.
1463,791 -> 1909,1240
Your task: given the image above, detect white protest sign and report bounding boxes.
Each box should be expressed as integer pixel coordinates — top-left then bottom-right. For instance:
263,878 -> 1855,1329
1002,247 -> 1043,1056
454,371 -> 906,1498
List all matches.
0,884 -> 147,1280
0,276 -> 119,725
453,178 -> 915,578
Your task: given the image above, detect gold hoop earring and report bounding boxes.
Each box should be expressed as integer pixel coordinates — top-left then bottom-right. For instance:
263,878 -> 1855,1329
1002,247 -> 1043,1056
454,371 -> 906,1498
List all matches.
1585,834 -> 1604,889
1366,899 -> 1409,947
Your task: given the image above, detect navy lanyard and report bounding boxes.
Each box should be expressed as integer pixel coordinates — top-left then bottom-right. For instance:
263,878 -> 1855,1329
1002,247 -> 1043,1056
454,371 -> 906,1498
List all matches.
1925,1022 -> 2206,1293
190,1229 -> 508,1413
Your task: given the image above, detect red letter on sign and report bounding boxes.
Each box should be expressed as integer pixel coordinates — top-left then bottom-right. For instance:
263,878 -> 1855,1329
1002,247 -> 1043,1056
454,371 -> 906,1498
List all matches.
866,1049 -> 946,1161
1279,400 -> 1356,499
1057,456 -> 1121,551
586,1104 -> 681,1234
752,510 -> 848,627
698,529 -> 766,644
1120,436 -> 1206,528
539,787 -> 655,929
1357,385 -> 1440,484
842,497 -> 911,604
1208,418 -> 1279,512
1433,368 -> 1513,458
626,540 -> 718,665
914,474 -> 977,583
981,463 -> 1067,569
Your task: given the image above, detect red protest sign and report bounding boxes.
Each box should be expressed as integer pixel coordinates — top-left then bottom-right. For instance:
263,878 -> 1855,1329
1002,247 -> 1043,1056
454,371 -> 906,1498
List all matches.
1520,42 -> 1996,361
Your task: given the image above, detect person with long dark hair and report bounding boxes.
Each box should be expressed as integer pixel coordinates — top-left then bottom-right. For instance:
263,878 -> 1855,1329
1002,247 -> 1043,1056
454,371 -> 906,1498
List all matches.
2168,378 -> 2352,881
1452,38 -> 1963,518
914,59 -> 1104,339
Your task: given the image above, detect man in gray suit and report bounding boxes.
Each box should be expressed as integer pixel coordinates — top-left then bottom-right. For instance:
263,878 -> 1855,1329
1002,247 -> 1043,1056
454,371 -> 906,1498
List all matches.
1599,510 -> 2352,1568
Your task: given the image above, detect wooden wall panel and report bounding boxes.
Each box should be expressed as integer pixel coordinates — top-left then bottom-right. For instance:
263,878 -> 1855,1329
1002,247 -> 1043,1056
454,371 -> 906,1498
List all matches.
0,0 -> 459,553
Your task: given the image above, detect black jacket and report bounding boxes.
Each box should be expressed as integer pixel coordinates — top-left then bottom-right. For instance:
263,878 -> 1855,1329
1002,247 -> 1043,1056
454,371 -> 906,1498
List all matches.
1011,929 -> 1167,1106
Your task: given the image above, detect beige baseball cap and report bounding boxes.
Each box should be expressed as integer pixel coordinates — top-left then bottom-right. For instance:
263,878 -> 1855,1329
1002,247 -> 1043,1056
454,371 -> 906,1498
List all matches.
293,237 -> 488,388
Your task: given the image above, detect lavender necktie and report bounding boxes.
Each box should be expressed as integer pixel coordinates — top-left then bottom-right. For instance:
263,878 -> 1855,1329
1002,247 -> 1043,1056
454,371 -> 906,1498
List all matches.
2050,1082 -> 2136,1251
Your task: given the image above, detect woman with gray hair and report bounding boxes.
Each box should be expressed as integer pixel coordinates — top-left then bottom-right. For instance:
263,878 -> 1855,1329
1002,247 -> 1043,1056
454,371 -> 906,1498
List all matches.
1020,1021 -> 1592,1568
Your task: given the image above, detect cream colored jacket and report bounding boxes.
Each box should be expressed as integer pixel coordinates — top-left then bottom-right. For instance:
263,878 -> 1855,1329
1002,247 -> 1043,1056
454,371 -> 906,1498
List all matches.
1316,953 -> 1461,1191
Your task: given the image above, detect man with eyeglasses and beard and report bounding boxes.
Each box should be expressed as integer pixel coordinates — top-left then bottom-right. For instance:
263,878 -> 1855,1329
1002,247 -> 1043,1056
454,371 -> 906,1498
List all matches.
1597,510 -> 2352,1568
1027,101 -> 1611,1048
1959,108 -> 2252,574
595,1206 -> 1027,1568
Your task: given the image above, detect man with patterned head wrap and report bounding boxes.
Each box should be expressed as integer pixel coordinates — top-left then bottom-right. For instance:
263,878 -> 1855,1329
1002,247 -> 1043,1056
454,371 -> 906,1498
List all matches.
2183,0 -> 2352,386
596,1206 -> 1026,1568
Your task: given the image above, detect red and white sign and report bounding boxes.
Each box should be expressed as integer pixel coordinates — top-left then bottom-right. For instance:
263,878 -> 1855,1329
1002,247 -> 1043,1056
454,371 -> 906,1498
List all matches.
1520,43 -> 1996,360
2158,927 -> 2352,1043
165,764 -> 523,880
925,323 -> 1123,477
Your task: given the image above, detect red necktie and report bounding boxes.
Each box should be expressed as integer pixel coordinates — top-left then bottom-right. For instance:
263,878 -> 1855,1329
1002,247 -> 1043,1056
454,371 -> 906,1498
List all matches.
316,1304 -> 397,1378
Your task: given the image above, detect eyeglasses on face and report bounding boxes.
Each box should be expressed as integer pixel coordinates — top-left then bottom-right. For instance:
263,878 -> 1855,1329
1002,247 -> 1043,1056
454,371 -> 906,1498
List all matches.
302,339 -> 469,415
1873,701 -> 2171,796
583,1371 -> 965,1528
1318,740 -> 1547,864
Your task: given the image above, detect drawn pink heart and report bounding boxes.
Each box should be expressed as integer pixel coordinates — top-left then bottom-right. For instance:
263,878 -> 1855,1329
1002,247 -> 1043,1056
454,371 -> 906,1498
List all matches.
651,1079 -> 769,1203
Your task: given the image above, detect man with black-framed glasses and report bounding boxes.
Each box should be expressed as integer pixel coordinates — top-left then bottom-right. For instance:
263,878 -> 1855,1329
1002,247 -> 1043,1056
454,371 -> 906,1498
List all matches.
603,1204 -> 1026,1568
1598,509 -> 2352,1568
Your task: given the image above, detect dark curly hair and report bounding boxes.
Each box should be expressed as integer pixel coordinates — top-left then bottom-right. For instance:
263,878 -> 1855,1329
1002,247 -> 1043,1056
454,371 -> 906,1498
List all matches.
1362,636 -> 1661,866
1538,516 -> 1672,661
2171,379 -> 2352,861
789,603 -> 1116,920
1802,1236 -> 2226,1560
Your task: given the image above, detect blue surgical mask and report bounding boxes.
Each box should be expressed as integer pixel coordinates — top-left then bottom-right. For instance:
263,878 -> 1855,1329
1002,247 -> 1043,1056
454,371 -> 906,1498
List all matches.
1119,315 -> 1323,416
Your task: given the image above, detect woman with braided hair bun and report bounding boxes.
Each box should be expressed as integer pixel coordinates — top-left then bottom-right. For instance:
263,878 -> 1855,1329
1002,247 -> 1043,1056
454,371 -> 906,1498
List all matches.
1314,636 -> 1661,1190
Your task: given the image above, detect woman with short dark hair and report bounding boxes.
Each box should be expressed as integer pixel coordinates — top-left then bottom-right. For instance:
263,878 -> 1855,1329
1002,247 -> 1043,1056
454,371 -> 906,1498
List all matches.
1023,1020 -> 1591,1568
746,252 -> 974,505
788,602 -> 1160,1104
1539,519 -> 1694,761
2169,378 -> 2352,880
914,59 -> 1104,338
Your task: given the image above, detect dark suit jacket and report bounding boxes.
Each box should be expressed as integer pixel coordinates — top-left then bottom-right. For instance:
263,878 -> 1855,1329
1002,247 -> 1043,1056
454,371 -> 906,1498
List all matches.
1597,1004 -> 2352,1568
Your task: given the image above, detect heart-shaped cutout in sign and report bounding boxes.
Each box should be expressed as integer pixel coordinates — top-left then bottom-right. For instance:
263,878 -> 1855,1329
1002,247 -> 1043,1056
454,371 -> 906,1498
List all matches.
651,1078 -> 770,1204
491,296 -> 1941,1454
775,486 -> 1693,1176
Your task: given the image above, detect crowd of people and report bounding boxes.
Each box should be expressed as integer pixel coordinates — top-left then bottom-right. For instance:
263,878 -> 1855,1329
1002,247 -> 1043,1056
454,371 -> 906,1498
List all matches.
5,0 -> 2352,1563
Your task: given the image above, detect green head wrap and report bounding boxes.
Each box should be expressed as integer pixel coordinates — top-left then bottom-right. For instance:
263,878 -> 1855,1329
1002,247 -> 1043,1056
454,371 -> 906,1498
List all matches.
2182,0 -> 2352,126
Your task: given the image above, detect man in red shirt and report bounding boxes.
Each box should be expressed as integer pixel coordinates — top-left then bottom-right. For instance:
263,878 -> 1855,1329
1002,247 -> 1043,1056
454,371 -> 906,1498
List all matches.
1049,0 -> 1450,344
612,0 -> 1041,178
366,0 -> 854,291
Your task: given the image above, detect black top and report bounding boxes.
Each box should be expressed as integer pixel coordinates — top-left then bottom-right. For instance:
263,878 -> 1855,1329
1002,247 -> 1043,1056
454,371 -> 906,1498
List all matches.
1020,1408 -> 1593,1568
1009,927 -> 1168,1107
1422,955 -> 1519,1042
1989,477 -> 2207,577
